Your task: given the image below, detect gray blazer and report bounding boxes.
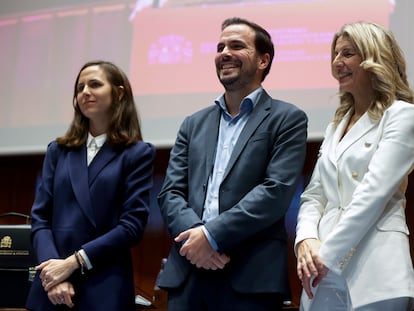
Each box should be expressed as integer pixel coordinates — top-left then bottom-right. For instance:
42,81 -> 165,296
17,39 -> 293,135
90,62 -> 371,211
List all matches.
158,90 -> 308,297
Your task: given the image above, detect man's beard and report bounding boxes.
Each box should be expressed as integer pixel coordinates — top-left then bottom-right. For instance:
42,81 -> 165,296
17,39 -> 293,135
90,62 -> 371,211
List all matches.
218,69 -> 256,91
219,75 -> 239,90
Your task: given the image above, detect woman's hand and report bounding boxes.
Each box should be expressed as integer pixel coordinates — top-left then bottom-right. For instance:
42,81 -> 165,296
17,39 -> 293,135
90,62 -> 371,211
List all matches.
47,281 -> 75,308
296,238 -> 329,299
37,254 -> 79,291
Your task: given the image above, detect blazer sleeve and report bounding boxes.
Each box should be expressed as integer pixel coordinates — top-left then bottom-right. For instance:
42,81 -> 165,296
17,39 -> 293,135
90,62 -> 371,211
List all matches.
294,156 -> 326,253
294,124 -> 334,253
157,116 -> 206,238
31,141 -> 62,262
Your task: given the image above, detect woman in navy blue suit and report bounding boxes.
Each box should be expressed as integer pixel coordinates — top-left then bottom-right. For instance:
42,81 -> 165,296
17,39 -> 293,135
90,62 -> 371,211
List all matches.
26,60 -> 155,310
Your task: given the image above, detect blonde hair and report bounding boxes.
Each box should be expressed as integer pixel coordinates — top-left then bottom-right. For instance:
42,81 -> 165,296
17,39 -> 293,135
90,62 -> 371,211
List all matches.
331,21 -> 413,125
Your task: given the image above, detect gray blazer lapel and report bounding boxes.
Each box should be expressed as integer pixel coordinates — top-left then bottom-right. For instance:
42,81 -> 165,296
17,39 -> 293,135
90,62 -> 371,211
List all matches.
223,94 -> 271,179
204,108 -> 221,179
68,146 -> 96,227
88,143 -> 118,185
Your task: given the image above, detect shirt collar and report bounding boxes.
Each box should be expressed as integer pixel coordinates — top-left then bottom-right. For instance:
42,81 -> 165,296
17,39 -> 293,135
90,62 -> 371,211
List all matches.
214,87 -> 263,122
87,133 -> 107,148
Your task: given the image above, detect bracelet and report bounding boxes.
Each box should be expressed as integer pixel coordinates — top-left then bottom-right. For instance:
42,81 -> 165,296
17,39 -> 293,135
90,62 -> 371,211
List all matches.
74,251 -> 85,275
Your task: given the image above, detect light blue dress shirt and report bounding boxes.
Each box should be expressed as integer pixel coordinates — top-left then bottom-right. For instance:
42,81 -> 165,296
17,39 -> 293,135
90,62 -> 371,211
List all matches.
202,87 -> 262,250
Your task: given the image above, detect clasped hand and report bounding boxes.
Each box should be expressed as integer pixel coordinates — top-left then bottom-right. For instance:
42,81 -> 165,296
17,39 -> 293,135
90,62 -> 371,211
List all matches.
37,258 -> 76,308
296,238 -> 329,299
46,281 -> 75,307
175,226 -> 230,270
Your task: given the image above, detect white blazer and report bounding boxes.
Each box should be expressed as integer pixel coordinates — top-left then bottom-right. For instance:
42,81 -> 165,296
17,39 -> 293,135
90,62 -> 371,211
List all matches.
295,100 -> 414,308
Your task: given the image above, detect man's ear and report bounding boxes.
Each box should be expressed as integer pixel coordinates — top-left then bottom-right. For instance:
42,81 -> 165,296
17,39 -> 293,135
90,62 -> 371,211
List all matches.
258,53 -> 270,70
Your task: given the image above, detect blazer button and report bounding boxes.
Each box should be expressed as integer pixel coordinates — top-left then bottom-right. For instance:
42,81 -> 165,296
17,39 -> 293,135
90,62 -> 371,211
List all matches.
351,171 -> 358,179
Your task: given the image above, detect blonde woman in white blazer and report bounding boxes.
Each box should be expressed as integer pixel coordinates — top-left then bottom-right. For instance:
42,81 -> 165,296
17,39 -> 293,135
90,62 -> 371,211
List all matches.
295,22 -> 414,311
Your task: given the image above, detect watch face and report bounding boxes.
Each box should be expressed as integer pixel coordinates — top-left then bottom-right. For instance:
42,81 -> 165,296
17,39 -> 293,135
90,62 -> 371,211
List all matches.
149,34 -> 193,64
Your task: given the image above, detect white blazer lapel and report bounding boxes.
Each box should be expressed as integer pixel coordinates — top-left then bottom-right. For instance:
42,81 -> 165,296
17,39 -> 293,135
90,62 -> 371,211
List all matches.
321,116 -> 348,168
336,112 -> 378,161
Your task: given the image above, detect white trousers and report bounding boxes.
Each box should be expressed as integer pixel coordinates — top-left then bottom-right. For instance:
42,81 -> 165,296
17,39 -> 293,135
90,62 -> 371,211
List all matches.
300,272 -> 352,311
299,272 -> 411,311
355,297 -> 411,311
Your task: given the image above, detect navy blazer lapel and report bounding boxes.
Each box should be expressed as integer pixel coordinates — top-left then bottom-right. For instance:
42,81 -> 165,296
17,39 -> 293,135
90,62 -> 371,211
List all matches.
88,142 -> 118,185
224,93 -> 271,179
68,146 -> 96,227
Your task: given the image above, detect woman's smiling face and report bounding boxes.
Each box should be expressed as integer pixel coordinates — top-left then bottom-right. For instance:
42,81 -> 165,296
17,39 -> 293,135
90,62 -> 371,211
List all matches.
331,35 -> 372,97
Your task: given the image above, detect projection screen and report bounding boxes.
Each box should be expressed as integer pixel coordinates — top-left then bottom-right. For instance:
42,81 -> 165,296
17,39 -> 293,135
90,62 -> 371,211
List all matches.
0,0 -> 412,154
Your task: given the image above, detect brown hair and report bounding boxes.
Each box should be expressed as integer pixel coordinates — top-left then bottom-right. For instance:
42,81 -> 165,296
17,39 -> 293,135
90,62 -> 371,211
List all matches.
56,60 -> 143,147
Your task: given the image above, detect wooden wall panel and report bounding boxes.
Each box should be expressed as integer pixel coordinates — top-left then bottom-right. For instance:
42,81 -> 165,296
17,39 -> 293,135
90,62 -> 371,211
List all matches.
0,155 -> 43,224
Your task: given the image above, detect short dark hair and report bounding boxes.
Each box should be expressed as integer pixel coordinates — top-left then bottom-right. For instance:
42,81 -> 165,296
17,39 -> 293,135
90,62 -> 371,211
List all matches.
221,17 -> 274,81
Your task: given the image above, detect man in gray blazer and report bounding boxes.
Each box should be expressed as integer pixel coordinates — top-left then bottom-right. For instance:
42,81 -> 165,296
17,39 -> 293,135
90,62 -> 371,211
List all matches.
157,17 -> 308,311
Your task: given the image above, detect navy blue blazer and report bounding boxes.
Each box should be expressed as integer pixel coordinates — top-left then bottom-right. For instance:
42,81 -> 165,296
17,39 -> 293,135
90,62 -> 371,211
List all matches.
26,140 -> 155,311
157,90 -> 308,297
